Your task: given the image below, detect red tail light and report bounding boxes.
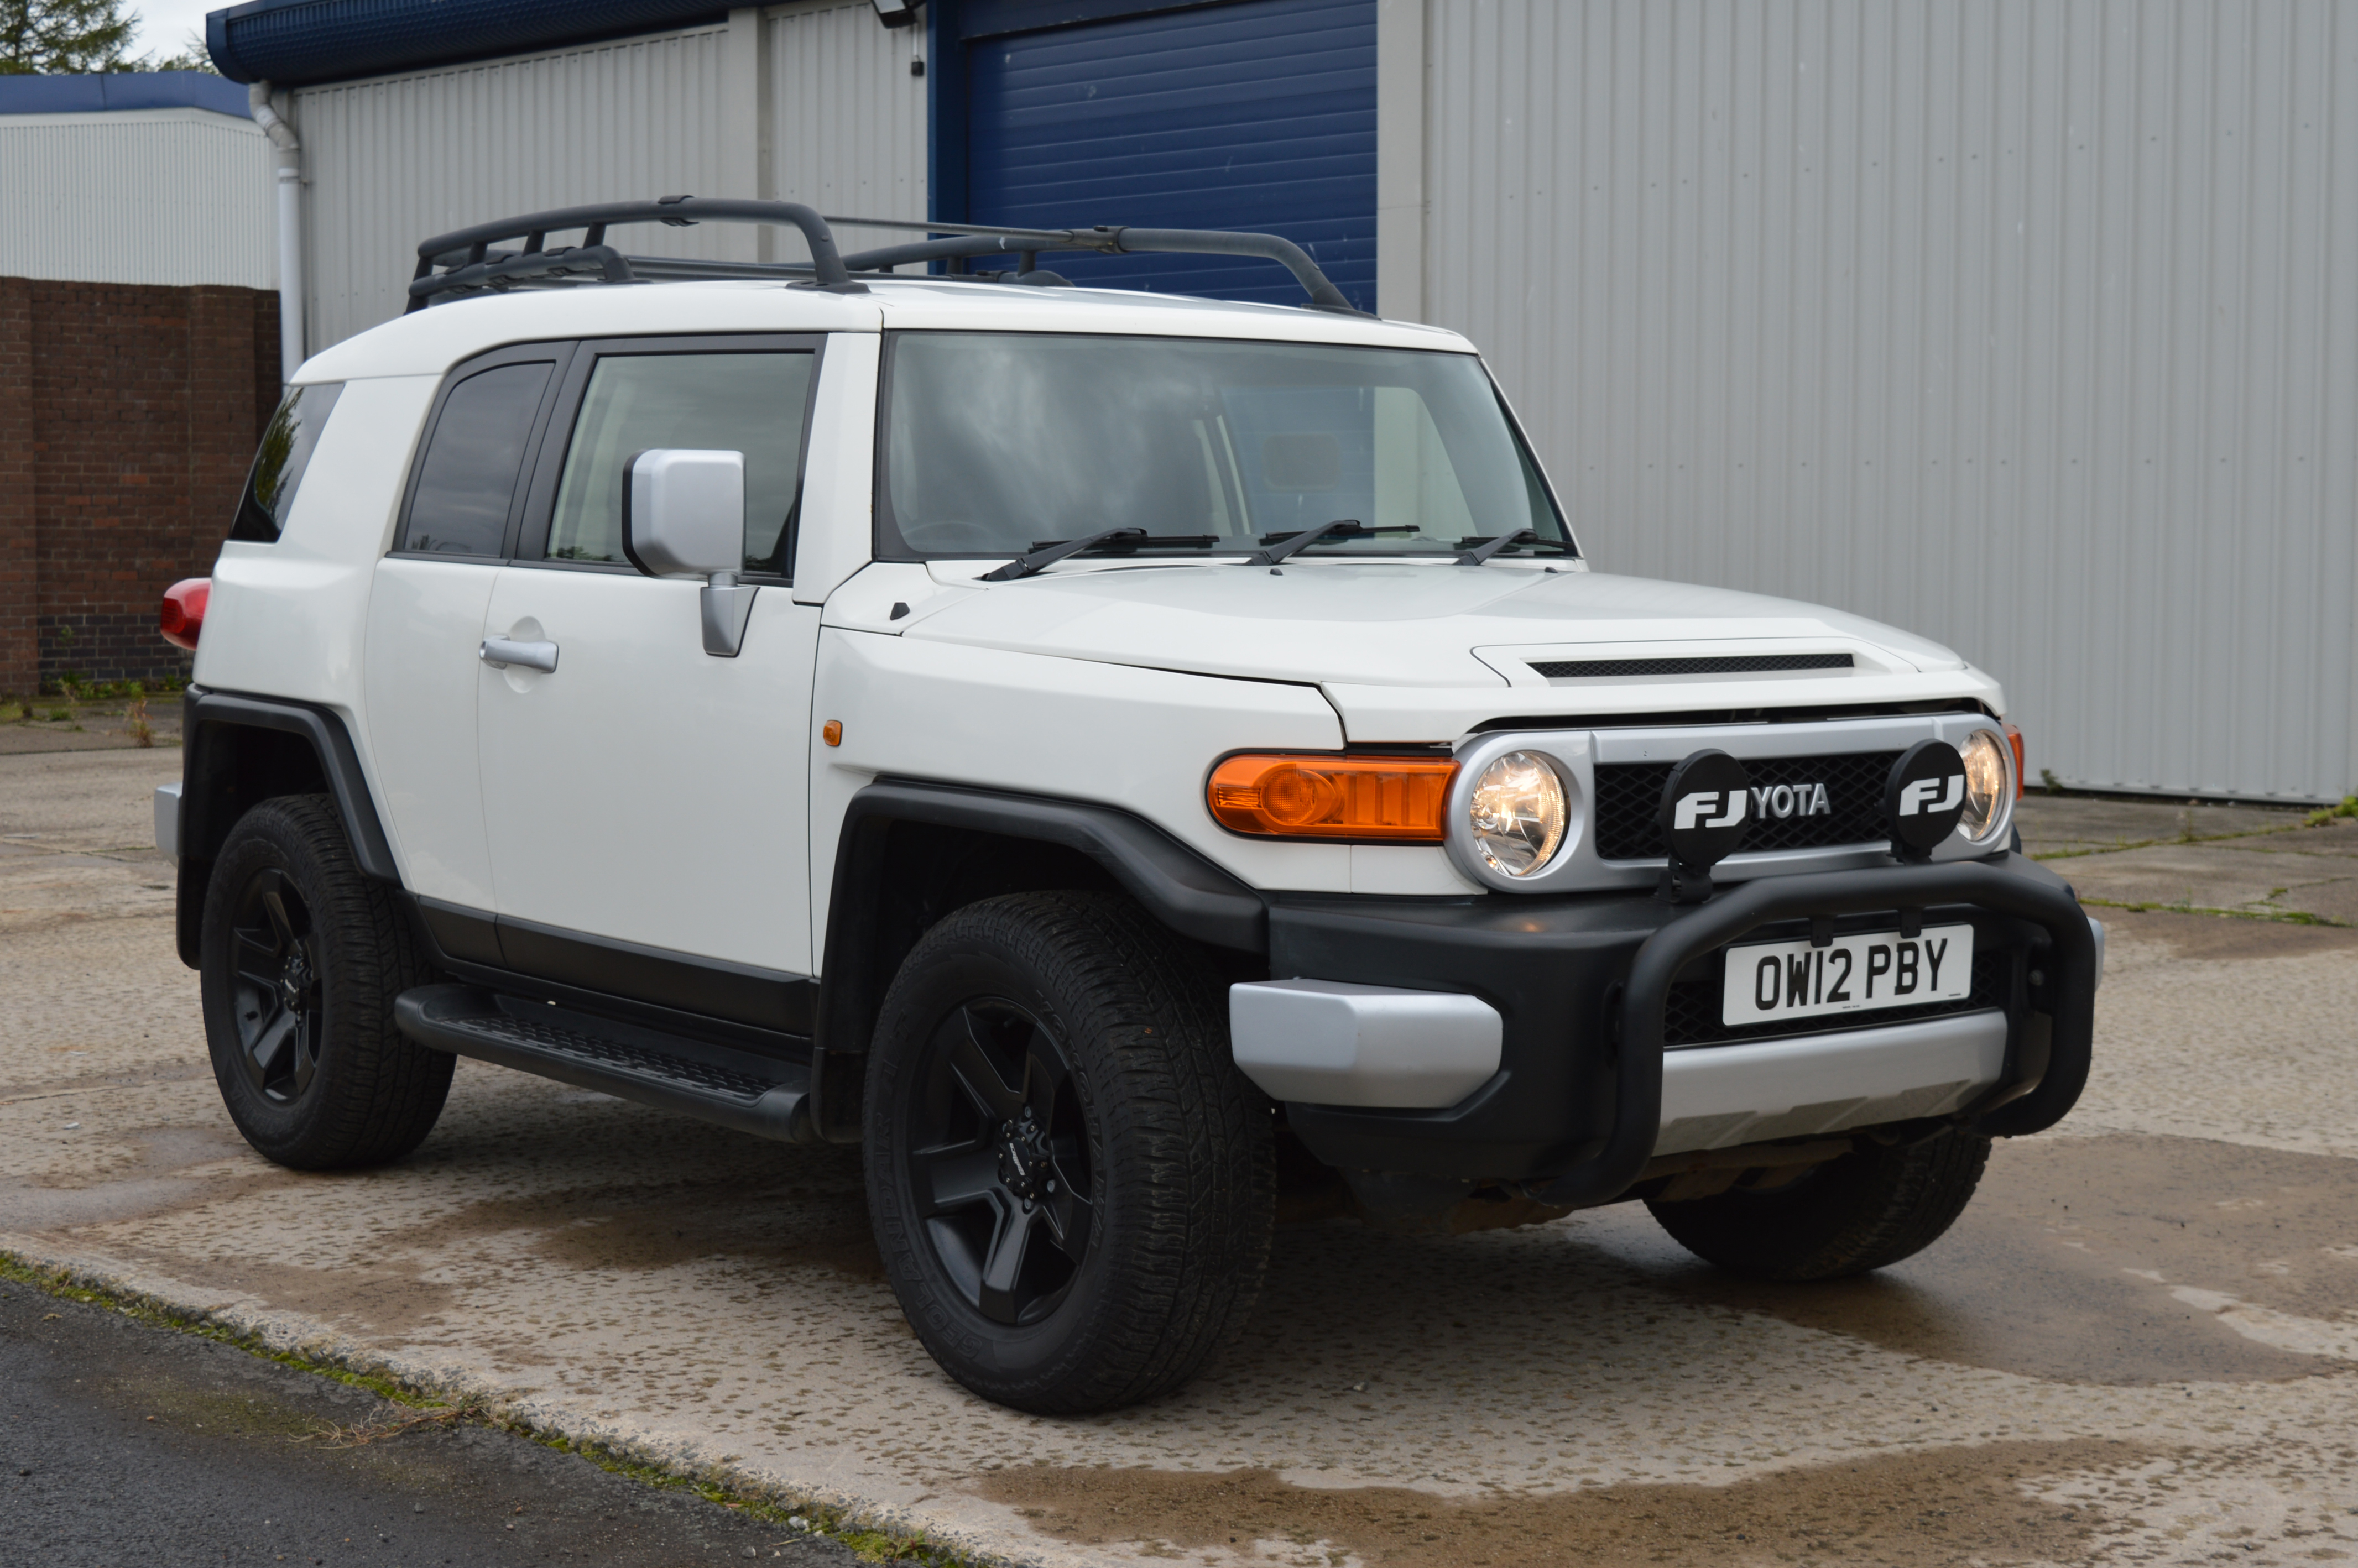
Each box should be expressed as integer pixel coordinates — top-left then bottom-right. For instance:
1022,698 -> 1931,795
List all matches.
160,578 -> 210,651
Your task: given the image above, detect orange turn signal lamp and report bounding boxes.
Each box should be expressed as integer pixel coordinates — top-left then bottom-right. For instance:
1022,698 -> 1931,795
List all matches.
1208,754 -> 1457,842
2004,722 -> 2026,799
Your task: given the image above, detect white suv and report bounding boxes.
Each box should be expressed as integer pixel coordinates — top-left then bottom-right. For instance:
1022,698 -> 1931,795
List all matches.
157,200 -> 2101,1414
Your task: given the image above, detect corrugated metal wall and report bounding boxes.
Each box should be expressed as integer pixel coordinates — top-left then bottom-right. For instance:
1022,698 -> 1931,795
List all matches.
0,109 -> 274,289
770,1 -> 928,255
293,4 -> 927,354
294,23 -> 740,352
1422,0 -> 2358,801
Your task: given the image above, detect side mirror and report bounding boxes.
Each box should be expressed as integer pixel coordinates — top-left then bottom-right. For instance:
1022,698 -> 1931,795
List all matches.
622,448 -> 744,578
620,449 -> 758,658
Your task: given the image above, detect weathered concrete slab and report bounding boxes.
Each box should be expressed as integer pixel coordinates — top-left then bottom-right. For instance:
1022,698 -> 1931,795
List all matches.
4,761 -> 2356,1566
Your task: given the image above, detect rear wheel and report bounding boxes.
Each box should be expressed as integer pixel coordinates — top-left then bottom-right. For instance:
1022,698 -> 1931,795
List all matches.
1645,1127 -> 1990,1280
864,891 -> 1274,1413
200,795 -> 452,1169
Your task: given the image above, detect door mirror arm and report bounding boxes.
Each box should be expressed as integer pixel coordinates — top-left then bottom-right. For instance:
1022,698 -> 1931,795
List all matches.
702,571 -> 758,658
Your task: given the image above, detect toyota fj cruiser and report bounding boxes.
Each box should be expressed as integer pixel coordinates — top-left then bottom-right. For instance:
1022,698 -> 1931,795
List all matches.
157,201 -> 2100,1415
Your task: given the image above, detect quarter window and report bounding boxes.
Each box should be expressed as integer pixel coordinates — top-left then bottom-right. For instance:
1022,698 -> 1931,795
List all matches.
230,382 -> 343,543
545,352 -> 816,574
401,361 -> 555,556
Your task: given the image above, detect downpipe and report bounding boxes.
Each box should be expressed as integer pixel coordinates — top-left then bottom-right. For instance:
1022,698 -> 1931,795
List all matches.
249,82 -> 305,383
1525,855 -> 2099,1209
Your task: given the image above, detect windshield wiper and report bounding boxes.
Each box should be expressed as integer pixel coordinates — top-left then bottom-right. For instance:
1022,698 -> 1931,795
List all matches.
1246,519 -> 1418,567
1456,528 -> 1535,565
980,526 -> 1146,581
1023,534 -> 1222,555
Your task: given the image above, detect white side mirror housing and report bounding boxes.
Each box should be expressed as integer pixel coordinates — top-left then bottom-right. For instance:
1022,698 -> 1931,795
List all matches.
623,448 -> 744,578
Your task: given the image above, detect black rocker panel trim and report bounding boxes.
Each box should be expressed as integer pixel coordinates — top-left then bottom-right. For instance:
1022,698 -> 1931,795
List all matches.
409,895 -> 816,1039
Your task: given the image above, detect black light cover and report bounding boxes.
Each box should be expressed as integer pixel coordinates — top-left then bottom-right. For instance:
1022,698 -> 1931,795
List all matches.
1655,748 -> 1752,901
1884,739 -> 1969,859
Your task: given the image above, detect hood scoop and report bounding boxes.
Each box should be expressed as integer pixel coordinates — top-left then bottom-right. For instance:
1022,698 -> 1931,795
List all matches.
1525,651 -> 1856,681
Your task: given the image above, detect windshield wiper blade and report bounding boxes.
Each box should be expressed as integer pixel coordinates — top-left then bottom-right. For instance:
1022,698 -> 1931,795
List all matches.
980,526 -> 1146,581
1246,519 -> 1417,567
1457,528 -> 1535,565
1023,534 -> 1223,555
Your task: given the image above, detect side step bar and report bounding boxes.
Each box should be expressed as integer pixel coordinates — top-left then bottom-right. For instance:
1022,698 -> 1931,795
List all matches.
394,984 -> 817,1143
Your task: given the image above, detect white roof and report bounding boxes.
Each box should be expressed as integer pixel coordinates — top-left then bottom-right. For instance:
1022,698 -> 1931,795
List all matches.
298,275 -> 1476,382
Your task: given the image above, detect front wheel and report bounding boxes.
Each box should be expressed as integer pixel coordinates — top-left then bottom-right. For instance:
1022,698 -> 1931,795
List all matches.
200,795 -> 452,1169
864,892 -> 1274,1414
1645,1126 -> 1990,1280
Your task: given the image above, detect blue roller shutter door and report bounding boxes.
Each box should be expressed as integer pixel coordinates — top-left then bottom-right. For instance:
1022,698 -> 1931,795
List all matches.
964,0 -> 1376,311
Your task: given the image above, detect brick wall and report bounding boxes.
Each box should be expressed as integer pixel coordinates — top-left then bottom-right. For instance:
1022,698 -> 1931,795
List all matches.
0,276 -> 280,696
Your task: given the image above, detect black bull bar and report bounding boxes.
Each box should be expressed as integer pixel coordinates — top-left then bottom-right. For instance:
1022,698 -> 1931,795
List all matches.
1529,858 -> 2096,1208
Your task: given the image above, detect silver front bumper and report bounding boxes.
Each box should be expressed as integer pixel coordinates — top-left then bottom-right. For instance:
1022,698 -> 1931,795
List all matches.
1229,979 -> 1502,1109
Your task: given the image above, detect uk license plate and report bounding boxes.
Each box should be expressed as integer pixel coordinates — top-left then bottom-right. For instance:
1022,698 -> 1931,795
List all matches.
1719,924 -> 1976,1026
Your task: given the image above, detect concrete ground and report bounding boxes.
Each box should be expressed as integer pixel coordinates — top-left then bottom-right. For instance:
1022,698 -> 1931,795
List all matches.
3,751 -> 2356,1567
0,693 -> 184,755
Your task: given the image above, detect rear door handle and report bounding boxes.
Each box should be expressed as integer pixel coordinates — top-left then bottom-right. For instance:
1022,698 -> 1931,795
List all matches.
480,637 -> 559,673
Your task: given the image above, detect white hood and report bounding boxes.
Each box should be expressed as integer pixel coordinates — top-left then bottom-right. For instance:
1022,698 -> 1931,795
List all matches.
884,561 -> 1997,742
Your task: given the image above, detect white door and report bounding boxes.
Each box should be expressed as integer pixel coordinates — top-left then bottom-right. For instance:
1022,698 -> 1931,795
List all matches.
475,338 -> 825,975
363,350 -> 569,910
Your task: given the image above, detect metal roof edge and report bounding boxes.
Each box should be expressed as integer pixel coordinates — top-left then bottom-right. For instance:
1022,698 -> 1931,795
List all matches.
202,0 -> 729,87
0,71 -> 253,118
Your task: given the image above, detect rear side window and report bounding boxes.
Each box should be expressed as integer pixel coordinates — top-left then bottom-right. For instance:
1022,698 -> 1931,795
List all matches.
544,351 -> 816,574
229,382 -> 343,542
400,361 -> 556,556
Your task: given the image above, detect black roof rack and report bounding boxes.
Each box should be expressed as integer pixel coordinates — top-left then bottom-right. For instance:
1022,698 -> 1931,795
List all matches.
406,197 -> 1369,316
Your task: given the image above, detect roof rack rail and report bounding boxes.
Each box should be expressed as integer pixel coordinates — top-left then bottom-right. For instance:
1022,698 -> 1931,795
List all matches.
408,197 -> 861,312
405,199 -> 1370,316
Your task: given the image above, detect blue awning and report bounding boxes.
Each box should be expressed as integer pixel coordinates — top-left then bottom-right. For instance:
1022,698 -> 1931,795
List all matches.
205,0 -> 729,87
0,71 -> 253,117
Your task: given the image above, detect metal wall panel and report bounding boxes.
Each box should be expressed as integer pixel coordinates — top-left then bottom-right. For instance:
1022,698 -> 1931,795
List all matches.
294,23 -> 741,353
1422,0 -> 2358,801
768,0 -> 929,257
0,110 -> 274,289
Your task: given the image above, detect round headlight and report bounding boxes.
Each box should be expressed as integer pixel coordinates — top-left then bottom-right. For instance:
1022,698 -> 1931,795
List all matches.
1468,751 -> 1567,876
1959,729 -> 2012,843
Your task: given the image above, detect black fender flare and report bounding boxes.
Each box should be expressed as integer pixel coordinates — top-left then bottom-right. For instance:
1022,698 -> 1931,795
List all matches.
805,778 -> 1267,1141
175,686 -> 400,966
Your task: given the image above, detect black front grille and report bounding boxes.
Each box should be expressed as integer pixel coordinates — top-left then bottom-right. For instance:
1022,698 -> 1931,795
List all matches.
1594,750 -> 1901,860
1663,947 -> 2008,1047
1531,652 -> 1854,680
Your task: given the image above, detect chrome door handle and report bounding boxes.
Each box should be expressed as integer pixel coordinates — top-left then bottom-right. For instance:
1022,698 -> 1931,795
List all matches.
480,637 -> 559,673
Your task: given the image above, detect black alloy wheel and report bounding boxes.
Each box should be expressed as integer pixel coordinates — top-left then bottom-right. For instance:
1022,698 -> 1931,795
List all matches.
907,999 -> 1095,1326
227,866 -> 324,1103
200,794 -> 453,1169
864,891 -> 1275,1414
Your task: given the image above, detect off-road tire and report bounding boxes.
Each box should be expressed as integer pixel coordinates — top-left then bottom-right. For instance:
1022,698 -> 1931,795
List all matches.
1645,1127 -> 1990,1280
864,891 -> 1275,1414
200,795 -> 452,1168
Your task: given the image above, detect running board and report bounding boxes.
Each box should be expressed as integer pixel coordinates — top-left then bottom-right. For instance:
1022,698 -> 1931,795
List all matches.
394,984 -> 817,1143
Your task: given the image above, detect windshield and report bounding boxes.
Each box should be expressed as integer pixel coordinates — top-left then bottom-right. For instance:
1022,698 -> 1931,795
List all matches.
878,333 -> 1570,561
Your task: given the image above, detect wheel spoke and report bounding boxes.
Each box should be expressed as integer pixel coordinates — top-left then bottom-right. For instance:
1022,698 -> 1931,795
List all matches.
233,931 -> 281,985
248,1007 -> 296,1078
1020,1039 -> 1070,1128
286,1013 -> 316,1097
915,1142 -> 1000,1215
1039,1179 -> 1092,1261
946,1009 -> 1026,1123
977,1204 -> 1040,1325
259,884 -> 298,949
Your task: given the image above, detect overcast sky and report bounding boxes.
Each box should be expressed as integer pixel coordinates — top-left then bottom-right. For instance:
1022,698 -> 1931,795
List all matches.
135,0 -> 221,61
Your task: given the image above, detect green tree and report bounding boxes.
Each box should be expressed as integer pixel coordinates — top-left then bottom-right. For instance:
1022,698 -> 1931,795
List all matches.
0,0 -> 138,74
